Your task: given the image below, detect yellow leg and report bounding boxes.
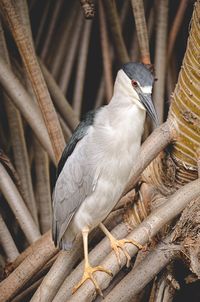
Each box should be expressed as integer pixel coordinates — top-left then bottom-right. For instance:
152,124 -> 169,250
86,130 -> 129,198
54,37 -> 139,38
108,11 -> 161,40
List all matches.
72,227 -> 113,297
99,223 -> 143,267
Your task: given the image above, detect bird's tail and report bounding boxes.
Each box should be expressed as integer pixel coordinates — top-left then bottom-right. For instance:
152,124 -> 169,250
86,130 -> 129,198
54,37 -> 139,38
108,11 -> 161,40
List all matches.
60,226 -> 76,250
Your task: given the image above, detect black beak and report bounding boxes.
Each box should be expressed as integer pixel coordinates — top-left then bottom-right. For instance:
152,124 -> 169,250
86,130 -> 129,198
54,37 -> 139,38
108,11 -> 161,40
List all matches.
139,92 -> 159,126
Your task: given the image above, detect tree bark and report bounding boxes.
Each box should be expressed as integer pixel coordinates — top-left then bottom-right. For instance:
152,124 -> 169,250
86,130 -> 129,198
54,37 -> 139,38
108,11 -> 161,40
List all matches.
0,0 -> 65,163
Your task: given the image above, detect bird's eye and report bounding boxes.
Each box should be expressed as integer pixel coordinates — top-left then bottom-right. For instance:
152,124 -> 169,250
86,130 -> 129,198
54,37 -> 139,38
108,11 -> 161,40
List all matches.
132,80 -> 138,87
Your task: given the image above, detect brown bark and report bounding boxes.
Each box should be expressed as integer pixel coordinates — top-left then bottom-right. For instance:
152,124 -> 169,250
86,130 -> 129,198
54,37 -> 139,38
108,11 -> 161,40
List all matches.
35,1 -> 51,49
73,20 -> 92,117
49,2 -> 78,79
130,0 -> 151,64
0,0 -> 65,163
59,11 -> 84,94
103,0 -> 129,64
0,21 -> 38,225
104,237 -> 177,301
153,0 -> 169,123
40,61 -> 79,132
167,0 -> 188,60
0,232 -> 57,302
0,57 -> 55,163
0,213 -> 19,262
33,139 -> 51,233
99,1 -> 113,102
40,1 -> 63,61
0,163 -> 40,244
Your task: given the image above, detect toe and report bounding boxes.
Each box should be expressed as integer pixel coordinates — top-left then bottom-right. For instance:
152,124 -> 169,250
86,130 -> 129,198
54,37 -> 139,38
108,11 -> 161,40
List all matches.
72,265 -> 112,296
94,266 -> 113,276
124,239 -> 143,250
112,245 -> 122,267
90,275 -> 104,297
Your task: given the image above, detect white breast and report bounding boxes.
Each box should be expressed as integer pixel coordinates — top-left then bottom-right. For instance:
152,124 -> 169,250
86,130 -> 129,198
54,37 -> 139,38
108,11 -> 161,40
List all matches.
70,103 -> 146,234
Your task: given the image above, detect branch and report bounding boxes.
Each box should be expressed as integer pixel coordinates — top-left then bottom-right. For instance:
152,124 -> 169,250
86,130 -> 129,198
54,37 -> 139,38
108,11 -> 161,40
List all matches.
0,213 -> 19,262
0,163 -> 40,244
98,1 -> 113,101
104,237 -> 178,301
5,231 -> 51,274
73,20 -> 92,117
29,241 -> 82,302
13,253 -> 58,302
152,269 -> 179,302
120,1 -> 130,25
95,77 -> 106,108
11,277 -> 42,302
130,0 -> 151,64
0,231 -> 57,302
0,149 -> 19,187
33,138 -> 51,233
40,1 -> 63,60
39,61 -> 79,132
0,26 -> 38,225
68,178 -> 200,301
167,0 -> 188,60
58,114 -> 72,142
103,0 -> 129,64
0,0 -> 65,162
95,1 -> 128,108
153,0 -> 169,123
15,0 -> 34,48
59,11 -> 84,94
35,1 -> 51,49
0,57 -> 56,163
50,2 -> 78,79
12,255 -> 59,301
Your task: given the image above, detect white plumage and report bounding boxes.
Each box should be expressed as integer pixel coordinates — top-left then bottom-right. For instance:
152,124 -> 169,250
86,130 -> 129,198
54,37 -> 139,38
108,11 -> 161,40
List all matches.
53,69 -> 146,249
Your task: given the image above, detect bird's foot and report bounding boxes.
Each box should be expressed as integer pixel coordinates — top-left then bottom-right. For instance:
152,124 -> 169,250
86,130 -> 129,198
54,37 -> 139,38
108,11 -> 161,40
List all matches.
110,237 -> 143,267
72,264 -> 113,297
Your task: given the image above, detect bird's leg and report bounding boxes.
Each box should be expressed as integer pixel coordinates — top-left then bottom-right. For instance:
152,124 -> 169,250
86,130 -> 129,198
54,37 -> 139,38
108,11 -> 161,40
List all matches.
99,223 -> 143,267
72,226 -> 113,296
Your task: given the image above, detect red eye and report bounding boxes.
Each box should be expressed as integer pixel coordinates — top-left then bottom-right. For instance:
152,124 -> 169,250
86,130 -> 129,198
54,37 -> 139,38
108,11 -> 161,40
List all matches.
132,80 -> 138,87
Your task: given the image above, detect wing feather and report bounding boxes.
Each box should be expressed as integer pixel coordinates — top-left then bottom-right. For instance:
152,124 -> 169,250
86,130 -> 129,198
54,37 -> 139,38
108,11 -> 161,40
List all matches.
56,110 -> 97,179
52,110 -> 100,247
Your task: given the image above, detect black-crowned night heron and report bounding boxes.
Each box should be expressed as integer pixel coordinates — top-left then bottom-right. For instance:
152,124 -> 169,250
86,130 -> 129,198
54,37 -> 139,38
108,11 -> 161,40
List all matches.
52,62 -> 158,296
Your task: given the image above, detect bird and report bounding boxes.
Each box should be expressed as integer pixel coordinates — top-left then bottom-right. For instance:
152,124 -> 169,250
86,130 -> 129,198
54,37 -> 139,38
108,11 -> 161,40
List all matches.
52,62 -> 158,296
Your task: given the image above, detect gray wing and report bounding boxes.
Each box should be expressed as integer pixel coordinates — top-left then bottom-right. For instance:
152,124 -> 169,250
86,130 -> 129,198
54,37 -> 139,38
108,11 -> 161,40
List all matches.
56,109 -> 97,179
52,110 -> 100,247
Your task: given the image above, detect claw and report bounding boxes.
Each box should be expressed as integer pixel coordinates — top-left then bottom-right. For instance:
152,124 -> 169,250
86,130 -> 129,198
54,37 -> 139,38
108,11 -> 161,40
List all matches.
99,223 -> 143,268
110,237 -> 143,267
72,265 -> 113,296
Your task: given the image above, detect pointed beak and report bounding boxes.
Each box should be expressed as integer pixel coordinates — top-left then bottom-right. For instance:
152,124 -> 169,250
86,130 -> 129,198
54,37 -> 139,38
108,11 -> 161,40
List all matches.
139,93 -> 159,126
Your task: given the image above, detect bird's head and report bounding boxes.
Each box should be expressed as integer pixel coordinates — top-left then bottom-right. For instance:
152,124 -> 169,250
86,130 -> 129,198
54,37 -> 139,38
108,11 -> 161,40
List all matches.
114,62 -> 159,126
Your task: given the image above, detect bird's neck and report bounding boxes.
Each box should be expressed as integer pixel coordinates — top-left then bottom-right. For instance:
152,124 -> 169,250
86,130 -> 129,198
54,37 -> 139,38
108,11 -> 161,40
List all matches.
104,94 -> 146,142
92,98 -> 146,158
